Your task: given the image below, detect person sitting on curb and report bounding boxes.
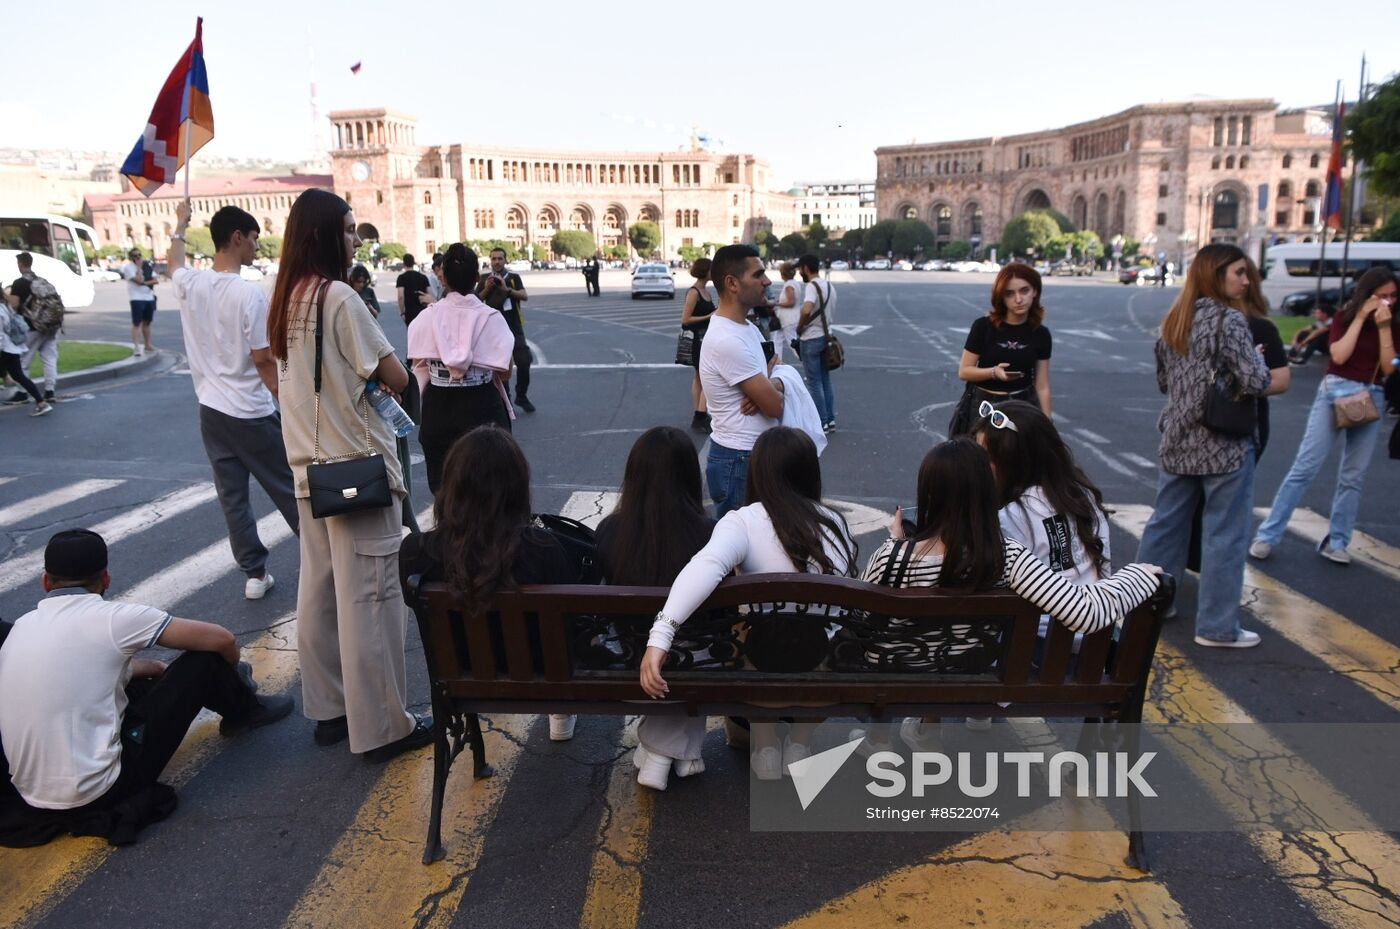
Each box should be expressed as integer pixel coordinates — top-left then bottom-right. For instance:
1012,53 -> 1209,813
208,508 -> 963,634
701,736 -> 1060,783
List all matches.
0,529 -> 292,847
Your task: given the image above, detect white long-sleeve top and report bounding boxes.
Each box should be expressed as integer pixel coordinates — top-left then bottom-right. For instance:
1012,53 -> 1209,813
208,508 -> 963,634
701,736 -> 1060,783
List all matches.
646,502 -> 854,652
771,364 -> 827,456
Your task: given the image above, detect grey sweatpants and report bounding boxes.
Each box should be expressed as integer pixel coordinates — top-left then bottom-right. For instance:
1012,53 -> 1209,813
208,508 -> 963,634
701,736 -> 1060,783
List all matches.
199,404 -> 300,577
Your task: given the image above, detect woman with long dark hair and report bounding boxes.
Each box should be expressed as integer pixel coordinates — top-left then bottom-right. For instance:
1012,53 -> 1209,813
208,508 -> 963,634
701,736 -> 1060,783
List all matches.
266,188 -> 428,763
1252,266 -> 1397,564
856,438 -> 1162,750
1133,243 -> 1271,648
639,426 -> 856,780
596,426 -> 715,790
406,243 -> 516,495
680,257 -> 716,432
399,426 -> 578,740
951,263 -> 1052,434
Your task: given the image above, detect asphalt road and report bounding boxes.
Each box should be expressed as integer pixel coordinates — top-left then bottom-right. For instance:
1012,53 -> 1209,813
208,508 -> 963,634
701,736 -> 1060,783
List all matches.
1,270 -> 1397,929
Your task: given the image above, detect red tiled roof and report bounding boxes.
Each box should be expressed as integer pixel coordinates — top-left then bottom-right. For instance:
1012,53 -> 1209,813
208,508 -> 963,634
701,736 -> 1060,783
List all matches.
113,174 -> 332,201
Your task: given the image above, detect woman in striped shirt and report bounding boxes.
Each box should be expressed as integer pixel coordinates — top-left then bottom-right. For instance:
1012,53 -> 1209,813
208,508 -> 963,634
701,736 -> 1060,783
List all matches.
856,438 -> 1162,750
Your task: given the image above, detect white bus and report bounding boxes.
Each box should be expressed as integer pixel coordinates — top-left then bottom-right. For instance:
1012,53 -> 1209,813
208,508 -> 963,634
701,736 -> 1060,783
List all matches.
1263,241 -> 1400,281
0,213 -> 104,308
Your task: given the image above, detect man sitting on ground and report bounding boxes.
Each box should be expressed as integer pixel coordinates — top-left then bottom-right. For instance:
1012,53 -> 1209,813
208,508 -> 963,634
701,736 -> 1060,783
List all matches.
0,529 -> 292,846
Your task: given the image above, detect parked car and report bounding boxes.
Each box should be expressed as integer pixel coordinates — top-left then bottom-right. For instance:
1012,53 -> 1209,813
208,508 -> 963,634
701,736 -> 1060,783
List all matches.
506,259 -> 532,273
974,260 -> 1000,273
865,258 -> 892,270
88,265 -> 121,282
829,260 -> 849,271
1279,281 -> 1357,316
949,260 -> 980,273
630,263 -> 675,299
1118,264 -> 1170,286
891,259 -> 913,271
1049,260 -> 1093,277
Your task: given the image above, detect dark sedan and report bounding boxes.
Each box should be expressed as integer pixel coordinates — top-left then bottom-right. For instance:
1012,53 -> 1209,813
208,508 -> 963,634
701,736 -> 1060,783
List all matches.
1279,281 -> 1357,316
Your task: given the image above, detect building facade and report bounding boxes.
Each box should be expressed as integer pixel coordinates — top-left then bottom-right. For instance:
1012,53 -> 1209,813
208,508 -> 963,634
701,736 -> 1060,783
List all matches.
86,174 -> 332,254
875,100 -> 1338,263
328,108 -> 799,260
789,180 -> 877,235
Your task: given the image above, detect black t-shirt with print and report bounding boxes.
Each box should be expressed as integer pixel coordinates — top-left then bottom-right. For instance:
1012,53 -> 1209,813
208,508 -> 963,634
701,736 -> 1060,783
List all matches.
396,269 -> 431,324
1247,315 -> 1288,456
963,316 -> 1053,382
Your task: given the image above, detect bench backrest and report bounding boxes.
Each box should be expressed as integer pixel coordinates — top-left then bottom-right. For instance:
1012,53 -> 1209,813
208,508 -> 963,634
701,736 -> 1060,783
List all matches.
410,574 -> 1164,721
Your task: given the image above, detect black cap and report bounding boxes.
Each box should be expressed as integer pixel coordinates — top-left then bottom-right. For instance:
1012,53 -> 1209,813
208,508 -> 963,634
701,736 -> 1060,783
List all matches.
44,529 -> 108,580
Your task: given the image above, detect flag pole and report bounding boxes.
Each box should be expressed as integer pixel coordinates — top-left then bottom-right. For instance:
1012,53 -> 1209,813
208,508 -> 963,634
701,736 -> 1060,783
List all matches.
183,119 -> 193,202
1340,55 -> 1366,284
1314,80 -> 1340,312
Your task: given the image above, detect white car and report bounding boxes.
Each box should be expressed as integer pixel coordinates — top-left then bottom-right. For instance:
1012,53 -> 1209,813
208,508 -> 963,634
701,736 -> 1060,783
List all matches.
865,258 -> 891,270
975,260 -> 1001,273
894,259 -> 914,271
630,263 -> 675,299
829,260 -> 849,271
917,259 -> 950,271
88,266 -> 121,282
949,260 -> 979,272
506,259 -> 532,273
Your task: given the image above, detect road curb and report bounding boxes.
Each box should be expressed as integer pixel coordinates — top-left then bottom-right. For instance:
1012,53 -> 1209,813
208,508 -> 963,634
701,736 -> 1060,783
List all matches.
54,341 -> 163,390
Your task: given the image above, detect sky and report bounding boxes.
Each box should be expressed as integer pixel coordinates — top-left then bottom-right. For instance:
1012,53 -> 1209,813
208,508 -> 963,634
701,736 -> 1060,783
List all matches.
6,0 -> 1398,188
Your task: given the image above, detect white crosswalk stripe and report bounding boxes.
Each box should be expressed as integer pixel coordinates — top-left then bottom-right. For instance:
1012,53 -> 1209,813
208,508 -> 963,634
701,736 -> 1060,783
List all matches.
119,510 -> 296,609
0,479 -> 124,528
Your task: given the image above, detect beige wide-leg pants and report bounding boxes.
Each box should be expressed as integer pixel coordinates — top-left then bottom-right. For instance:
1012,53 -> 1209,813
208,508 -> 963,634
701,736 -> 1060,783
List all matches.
295,493 -> 415,754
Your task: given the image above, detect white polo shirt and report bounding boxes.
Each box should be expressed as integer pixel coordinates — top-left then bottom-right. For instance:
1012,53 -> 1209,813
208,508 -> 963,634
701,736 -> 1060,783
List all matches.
0,590 -> 171,809
699,315 -> 777,451
172,266 -> 277,419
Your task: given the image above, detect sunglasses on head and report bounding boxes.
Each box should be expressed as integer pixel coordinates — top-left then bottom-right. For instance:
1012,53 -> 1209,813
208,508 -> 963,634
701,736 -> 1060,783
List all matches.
978,400 -> 1017,432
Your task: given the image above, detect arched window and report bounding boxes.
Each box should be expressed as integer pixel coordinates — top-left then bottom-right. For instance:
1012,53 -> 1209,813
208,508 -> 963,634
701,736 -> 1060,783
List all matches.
1310,154 -> 1321,169
1282,154 -> 1293,169
1278,181 -> 1292,200
1239,155 -> 1250,169
964,202 -> 984,238
901,204 -> 917,220
1211,156 -> 1221,170
675,209 -> 683,227
935,205 -> 952,239
506,207 -> 525,231
423,191 -> 432,205
1213,117 -> 1224,146
1212,189 -> 1240,230
1225,155 -> 1235,169
1304,180 -> 1321,198
1071,195 -> 1088,231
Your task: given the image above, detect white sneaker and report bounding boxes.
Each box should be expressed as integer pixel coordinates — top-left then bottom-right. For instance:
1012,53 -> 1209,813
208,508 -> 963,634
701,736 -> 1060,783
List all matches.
1194,630 -> 1262,648
634,746 -> 671,791
781,738 -> 811,776
244,573 -> 274,599
899,718 -> 942,752
674,756 -> 705,778
1319,542 -> 1352,565
133,344 -> 144,357
1248,539 -> 1272,560
548,714 -> 577,741
750,746 -> 782,781
30,401 -> 53,417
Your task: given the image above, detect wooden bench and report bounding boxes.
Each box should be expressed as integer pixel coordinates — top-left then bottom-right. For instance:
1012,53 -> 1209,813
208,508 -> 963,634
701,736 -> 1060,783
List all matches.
407,572 -> 1174,869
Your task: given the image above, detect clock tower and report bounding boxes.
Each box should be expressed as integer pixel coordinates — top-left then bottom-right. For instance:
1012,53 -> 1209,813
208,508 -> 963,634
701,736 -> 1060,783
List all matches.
328,108 -> 422,247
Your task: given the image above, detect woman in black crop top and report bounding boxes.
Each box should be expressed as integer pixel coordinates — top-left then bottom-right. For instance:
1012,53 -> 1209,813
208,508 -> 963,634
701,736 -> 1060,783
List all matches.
680,257 -> 717,432
951,263 -> 1053,434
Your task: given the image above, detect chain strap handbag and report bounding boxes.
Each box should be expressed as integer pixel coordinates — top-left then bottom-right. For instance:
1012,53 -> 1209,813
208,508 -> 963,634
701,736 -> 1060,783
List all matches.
304,281 -> 392,519
810,279 -> 844,371
1332,361 -> 1381,429
1201,306 -> 1257,438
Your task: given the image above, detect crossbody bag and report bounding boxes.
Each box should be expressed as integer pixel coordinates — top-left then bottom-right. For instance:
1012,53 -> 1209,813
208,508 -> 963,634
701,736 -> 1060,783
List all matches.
1201,307 -> 1257,438
1332,361 -> 1381,428
305,281 -> 392,518
806,279 -> 844,371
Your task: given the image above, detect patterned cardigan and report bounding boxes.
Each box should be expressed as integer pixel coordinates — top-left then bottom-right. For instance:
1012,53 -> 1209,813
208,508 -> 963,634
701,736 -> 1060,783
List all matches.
1153,298 -> 1271,475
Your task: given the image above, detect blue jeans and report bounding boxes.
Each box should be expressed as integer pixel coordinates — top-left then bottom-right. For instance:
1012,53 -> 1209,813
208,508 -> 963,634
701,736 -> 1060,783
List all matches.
1136,449 -> 1256,642
706,441 -> 751,519
1255,377 -> 1385,552
799,336 -> 835,427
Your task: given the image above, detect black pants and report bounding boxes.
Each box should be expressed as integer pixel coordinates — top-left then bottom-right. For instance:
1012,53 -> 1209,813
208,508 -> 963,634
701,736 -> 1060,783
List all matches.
198,406 -> 300,577
586,272 -> 599,296
1,351 -> 42,402
102,652 -> 260,805
501,310 -> 531,399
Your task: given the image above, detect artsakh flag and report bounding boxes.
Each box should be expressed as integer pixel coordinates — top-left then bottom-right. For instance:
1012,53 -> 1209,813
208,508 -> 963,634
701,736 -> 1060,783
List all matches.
120,17 -> 214,197
1323,100 -> 1346,230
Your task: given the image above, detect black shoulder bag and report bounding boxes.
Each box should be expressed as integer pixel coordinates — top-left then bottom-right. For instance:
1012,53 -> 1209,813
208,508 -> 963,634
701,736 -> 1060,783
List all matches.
809,280 -> 845,371
1201,307 -> 1257,438
305,281 -> 393,518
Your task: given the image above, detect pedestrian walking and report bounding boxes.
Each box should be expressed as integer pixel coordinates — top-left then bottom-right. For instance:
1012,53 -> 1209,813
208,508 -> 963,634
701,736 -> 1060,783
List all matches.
951,263 -> 1052,434
477,248 -> 535,412
167,199 -> 300,600
1133,244 -> 1271,648
1251,266 -> 1398,565
595,426 -> 716,791
796,254 -> 837,432
395,254 -> 432,326
583,255 -> 601,296
773,261 -> 802,361
1,284 -> 52,416
122,249 -> 158,357
680,257 -> 716,432
407,244 -> 516,495
11,251 -> 63,403
697,245 -> 786,517
266,188 -> 431,763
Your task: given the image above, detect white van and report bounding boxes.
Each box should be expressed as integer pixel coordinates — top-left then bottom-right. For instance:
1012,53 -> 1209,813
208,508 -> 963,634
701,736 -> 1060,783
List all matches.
1263,241 -> 1400,281
0,214 -> 104,308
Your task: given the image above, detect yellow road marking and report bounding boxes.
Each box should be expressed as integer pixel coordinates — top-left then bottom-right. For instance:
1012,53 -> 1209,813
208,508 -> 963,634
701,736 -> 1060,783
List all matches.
1253,506 -> 1400,585
280,714 -> 530,929
1113,505 -> 1400,712
0,616 -> 301,929
580,719 -> 653,929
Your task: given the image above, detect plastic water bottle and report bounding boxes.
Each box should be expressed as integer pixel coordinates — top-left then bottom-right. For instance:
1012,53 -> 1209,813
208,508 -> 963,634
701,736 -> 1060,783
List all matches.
366,380 -> 415,437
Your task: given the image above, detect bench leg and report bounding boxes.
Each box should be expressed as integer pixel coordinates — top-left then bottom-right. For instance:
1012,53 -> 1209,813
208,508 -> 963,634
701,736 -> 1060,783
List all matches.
468,713 -> 493,779
1126,826 -> 1150,873
423,716 -> 450,865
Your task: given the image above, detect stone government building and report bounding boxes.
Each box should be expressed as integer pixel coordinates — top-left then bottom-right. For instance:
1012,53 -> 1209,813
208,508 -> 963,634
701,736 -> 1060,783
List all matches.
875,99 -> 1337,263
328,107 -> 799,260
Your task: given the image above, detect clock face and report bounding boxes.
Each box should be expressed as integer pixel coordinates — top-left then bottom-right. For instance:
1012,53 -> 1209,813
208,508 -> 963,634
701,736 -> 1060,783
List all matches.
351,160 -> 371,182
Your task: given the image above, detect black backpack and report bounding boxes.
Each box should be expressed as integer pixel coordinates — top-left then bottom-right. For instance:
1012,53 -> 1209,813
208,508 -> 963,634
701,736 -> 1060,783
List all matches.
533,513 -> 600,584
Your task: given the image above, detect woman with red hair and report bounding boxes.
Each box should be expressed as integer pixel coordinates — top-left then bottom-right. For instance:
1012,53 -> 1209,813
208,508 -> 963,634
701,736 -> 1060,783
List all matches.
950,263 -> 1053,434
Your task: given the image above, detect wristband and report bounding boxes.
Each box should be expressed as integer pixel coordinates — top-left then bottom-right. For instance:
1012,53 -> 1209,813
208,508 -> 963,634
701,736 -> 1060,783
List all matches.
169,234 -> 185,242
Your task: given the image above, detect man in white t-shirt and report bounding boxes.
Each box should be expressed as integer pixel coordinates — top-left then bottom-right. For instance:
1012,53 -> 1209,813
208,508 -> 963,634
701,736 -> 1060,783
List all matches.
0,530 -> 290,831
796,254 -> 837,432
122,249 -> 158,357
168,199 -> 299,600
699,245 -> 786,517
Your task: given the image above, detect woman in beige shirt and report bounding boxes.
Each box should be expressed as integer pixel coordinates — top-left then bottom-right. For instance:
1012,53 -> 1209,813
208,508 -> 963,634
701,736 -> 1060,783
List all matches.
266,189 -> 430,764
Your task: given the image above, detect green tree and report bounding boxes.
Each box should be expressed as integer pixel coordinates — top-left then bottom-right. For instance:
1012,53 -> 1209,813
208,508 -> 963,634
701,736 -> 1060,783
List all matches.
1368,211 -> 1400,241
805,221 -> 830,250
97,244 -> 127,261
467,239 -> 518,261
677,244 -> 706,264
529,243 -> 550,262
355,242 -> 375,262
1347,73 -> 1400,199
840,228 -> 865,252
627,220 -> 661,257
552,229 -> 597,259
778,232 -> 808,258
257,235 -> 282,260
1000,211 -> 1061,257
184,226 -> 216,258
940,240 -> 973,260
1043,208 -> 1076,233
753,229 -> 780,259
891,219 -> 936,258
378,241 -> 408,263
606,243 -> 629,260
862,219 -> 898,256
